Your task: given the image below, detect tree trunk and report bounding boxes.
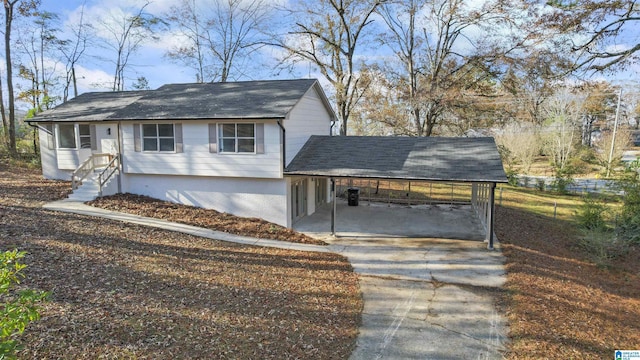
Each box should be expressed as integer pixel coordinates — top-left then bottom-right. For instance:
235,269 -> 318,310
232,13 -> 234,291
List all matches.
0,69 -> 7,148
72,66 -> 78,98
32,127 -> 38,155
5,2 -> 17,155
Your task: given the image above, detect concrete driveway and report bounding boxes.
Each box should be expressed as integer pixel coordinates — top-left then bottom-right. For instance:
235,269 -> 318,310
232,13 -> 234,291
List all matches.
295,201 -> 508,359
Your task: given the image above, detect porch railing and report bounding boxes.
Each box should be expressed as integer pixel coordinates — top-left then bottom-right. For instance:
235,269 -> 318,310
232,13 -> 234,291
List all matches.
98,154 -> 120,197
71,153 -> 118,192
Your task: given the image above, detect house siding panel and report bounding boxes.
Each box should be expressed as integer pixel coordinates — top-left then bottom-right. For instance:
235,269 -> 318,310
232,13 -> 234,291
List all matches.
285,87 -> 332,166
122,121 -> 282,178
122,174 -> 288,226
56,148 -> 91,170
39,127 -> 70,180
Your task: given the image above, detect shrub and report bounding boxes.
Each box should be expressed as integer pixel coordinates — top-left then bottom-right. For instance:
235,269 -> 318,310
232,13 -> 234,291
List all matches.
578,229 -> 630,268
1,250 -> 48,359
505,168 -> 518,186
551,166 -> 575,194
575,195 -> 608,231
613,160 -> 640,244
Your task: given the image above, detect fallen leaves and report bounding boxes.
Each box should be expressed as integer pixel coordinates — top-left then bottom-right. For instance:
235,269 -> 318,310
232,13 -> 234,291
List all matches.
88,194 -> 326,245
0,160 -> 362,359
496,206 -> 640,359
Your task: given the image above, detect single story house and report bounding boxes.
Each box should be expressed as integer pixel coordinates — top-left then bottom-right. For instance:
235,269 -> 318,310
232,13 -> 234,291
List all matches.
29,79 -> 335,228
29,79 -> 507,247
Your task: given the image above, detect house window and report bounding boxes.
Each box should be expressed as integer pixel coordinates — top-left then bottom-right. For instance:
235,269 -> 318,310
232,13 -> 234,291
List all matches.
79,125 -> 92,149
143,124 -> 175,152
58,124 -> 76,149
219,123 -> 255,153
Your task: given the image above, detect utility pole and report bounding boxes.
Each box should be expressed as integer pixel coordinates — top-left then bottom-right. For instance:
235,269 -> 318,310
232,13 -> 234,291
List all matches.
606,88 -> 623,178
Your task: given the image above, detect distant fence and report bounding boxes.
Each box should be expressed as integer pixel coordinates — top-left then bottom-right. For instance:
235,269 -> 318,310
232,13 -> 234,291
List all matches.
334,178 -> 473,206
515,175 -> 622,195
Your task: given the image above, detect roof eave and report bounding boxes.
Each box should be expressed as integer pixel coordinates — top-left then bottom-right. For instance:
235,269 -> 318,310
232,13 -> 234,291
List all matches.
282,171 -> 508,183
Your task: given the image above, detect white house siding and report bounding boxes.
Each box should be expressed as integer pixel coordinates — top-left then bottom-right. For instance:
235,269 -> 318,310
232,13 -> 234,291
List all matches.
121,121 -> 282,178
285,87 -> 332,166
39,127 -> 71,180
122,174 -> 289,227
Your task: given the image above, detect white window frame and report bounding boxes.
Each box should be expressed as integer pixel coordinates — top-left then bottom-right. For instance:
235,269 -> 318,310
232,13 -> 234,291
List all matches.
142,123 -> 175,152
218,123 -> 256,154
78,124 -> 92,149
57,124 -> 77,149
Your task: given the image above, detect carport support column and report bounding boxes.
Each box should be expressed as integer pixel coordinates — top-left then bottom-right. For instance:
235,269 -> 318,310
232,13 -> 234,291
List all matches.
331,178 -> 336,236
487,182 -> 496,250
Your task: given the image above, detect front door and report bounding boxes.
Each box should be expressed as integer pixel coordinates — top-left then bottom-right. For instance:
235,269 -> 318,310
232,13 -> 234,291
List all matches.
291,179 -> 307,222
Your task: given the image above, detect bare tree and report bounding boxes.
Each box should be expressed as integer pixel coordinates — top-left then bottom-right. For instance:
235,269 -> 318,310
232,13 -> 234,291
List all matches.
363,0 -> 520,136
542,88 -> 585,170
500,50 -> 569,126
59,2 -> 91,102
3,0 -> 40,154
579,81 -> 618,146
165,0 -> 206,82
270,0 -> 384,135
539,0 -> 640,72
166,0 -> 270,83
15,10 -> 61,112
95,1 -> 164,91
376,0 -> 423,135
594,128 -> 632,171
495,123 -> 541,174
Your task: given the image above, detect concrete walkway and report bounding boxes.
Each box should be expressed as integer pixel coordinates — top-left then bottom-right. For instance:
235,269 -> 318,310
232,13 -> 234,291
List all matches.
44,199 -> 508,359
43,200 -> 329,253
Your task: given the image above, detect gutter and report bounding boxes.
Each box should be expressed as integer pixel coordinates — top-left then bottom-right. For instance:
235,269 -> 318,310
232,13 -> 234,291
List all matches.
26,120 -> 52,135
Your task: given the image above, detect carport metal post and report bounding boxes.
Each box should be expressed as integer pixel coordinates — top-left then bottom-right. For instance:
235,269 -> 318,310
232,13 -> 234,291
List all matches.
331,178 -> 336,236
488,182 -> 496,250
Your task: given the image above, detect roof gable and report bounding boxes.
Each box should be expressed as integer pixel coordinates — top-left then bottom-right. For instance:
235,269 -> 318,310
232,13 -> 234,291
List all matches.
29,79 -> 331,122
284,136 -> 508,183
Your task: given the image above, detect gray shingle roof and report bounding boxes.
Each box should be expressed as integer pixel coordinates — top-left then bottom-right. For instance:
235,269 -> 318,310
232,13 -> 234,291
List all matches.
284,136 -> 508,183
29,79 -> 323,122
28,91 -> 147,122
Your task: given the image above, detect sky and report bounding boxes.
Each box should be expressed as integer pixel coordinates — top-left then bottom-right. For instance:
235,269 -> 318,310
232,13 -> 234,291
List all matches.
9,0 -> 640,108
34,0 -> 299,95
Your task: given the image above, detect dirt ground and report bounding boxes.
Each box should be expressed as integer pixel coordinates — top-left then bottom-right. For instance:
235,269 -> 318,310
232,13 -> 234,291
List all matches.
0,161 -> 361,359
495,206 -> 640,359
3,159 -> 639,359
88,193 -> 325,245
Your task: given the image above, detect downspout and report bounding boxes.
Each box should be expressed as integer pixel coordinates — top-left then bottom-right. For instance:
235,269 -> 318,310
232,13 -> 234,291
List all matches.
277,119 -> 286,171
116,121 -> 123,194
26,121 -> 47,157
330,120 -> 337,137
27,121 -> 52,135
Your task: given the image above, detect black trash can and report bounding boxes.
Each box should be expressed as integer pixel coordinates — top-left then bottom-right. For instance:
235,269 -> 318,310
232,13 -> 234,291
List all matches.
347,187 -> 359,206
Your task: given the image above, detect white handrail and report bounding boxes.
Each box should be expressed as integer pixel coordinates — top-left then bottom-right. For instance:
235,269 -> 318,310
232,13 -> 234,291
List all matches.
98,154 -> 120,197
71,153 -> 115,190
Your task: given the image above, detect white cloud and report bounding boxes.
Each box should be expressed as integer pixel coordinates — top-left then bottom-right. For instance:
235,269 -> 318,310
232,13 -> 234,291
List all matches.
74,65 -> 114,92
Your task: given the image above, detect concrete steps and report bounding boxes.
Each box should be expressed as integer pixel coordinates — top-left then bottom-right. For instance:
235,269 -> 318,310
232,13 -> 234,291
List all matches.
67,169 -> 117,202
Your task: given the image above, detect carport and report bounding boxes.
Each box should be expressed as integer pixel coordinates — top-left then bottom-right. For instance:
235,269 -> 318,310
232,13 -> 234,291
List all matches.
284,136 -> 508,249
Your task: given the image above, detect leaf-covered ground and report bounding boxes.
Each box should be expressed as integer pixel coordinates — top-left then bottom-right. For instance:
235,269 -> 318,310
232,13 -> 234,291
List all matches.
495,206 -> 640,359
88,193 -> 325,245
0,161 -> 361,359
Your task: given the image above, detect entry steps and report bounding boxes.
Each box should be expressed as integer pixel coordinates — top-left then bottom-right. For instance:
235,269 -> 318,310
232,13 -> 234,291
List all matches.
67,168 -> 116,202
